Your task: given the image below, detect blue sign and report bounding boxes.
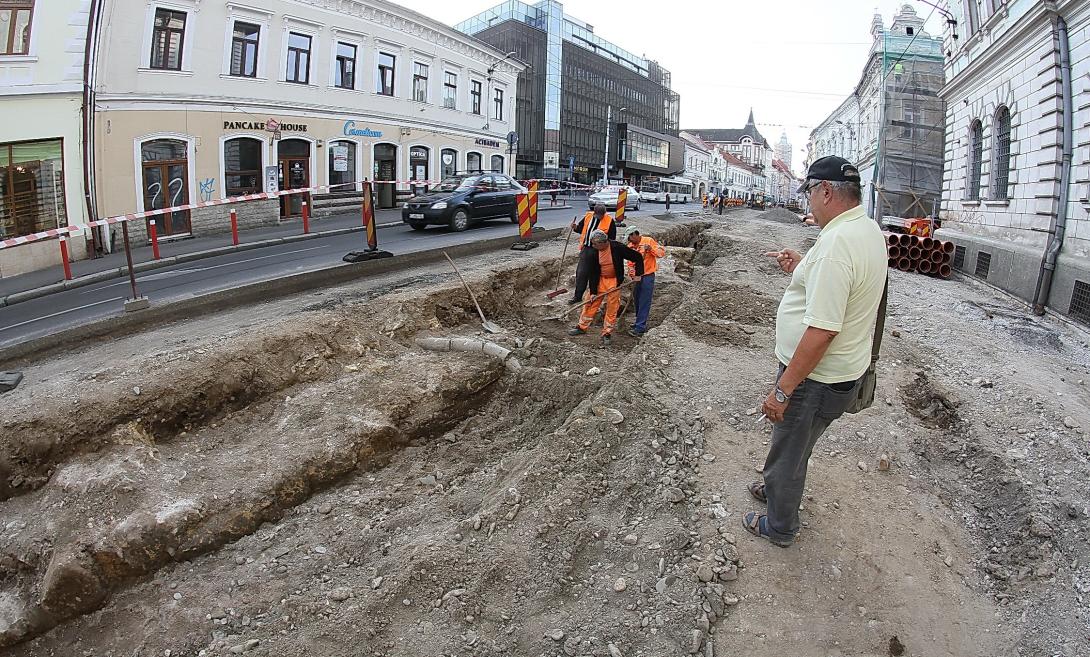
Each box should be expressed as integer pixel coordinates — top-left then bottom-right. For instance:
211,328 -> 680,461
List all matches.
343,121 -> 383,138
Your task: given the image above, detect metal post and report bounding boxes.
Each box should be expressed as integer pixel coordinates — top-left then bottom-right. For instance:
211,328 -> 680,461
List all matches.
301,200 -> 310,234
602,104 -> 611,188
121,221 -> 149,310
230,209 -> 239,245
665,193 -> 670,212
59,236 -> 72,280
149,219 -> 161,260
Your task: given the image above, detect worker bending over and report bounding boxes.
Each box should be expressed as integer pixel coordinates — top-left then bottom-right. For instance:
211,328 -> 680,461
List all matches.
569,230 -> 643,346
570,204 -> 616,304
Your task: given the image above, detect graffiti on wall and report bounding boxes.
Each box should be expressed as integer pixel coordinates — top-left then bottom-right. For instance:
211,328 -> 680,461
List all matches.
199,178 -> 216,202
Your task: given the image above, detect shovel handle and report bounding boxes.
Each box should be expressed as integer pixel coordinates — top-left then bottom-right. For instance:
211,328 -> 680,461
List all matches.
556,223 -> 575,291
443,252 -> 489,325
559,278 -> 640,316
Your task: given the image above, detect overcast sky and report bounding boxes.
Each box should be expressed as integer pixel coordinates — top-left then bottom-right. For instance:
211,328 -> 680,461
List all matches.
399,0 -> 943,176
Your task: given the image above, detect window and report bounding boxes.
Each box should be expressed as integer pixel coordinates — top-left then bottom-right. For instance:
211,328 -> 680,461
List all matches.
377,52 -> 395,96
412,62 -> 428,102
441,148 -> 457,177
328,141 -> 356,187
335,42 -> 356,89
443,72 -> 457,109
992,106 -> 1011,199
0,139 -> 66,239
901,104 -> 918,140
491,154 -> 504,173
285,32 -> 311,84
967,119 -> 983,201
229,21 -> 259,78
466,152 -> 482,173
150,8 -> 186,70
0,1 -> 33,55
493,88 -> 504,121
470,80 -> 482,115
224,137 -> 262,196
141,139 -> 191,235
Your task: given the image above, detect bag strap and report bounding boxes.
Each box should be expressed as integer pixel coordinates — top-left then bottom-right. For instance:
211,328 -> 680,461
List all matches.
869,276 -> 889,364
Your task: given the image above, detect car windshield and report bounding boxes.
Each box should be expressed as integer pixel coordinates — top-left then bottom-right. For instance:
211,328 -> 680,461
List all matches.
434,175 -> 480,192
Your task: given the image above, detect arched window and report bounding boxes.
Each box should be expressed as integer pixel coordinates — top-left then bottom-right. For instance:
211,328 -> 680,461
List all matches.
992,106 -> 1011,200
141,139 -> 191,235
491,154 -> 504,173
466,152 -> 482,173
967,119 -> 983,201
224,137 -> 262,196
328,140 -> 356,188
441,148 -> 458,178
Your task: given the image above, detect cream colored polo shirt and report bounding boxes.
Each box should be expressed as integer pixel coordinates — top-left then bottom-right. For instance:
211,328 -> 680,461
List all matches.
774,204 -> 887,383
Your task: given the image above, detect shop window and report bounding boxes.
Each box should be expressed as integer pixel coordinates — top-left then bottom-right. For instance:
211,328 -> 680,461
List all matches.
466,152 -> 482,173
491,154 -> 504,173
409,146 -> 429,194
224,137 -> 261,196
335,42 -> 356,90
0,1 -> 33,55
229,21 -> 259,77
470,80 -> 481,115
441,148 -> 457,178
992,106 -> 1011,200
328,141 -> 356,188
150,7 -> 186,70
377,52 -> 395,96
0,139 -> 66,239
412,62 -> 429,103
285,32 -> 311,84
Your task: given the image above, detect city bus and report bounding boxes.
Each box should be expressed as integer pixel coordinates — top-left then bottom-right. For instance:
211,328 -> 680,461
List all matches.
638,176 -> 694,203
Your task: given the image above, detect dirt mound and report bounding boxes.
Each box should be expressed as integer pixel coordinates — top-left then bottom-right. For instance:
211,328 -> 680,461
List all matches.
762,208 -> 804,224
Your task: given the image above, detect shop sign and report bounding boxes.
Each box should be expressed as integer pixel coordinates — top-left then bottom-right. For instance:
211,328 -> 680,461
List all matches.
410,147 -> 428,160
223,118 -> 307,132
264,165 -> 279,193
573,166 -> 589,173
343,121 -> 383,138
331,145 -> 350,172
475,137 -> 501,148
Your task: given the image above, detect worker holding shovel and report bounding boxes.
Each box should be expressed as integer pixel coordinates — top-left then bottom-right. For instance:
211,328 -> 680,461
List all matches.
568,230 -> 643,346
569,204 -> 616,305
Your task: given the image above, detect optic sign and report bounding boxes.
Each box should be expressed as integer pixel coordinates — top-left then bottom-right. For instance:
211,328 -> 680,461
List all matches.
331,145 -> 350,172
475,137 -> 502,148
343,121 -> 383,138
410,147 -> 428,160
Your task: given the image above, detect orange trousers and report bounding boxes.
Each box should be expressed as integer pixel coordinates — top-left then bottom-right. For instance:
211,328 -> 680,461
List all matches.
578,276 -> 621,335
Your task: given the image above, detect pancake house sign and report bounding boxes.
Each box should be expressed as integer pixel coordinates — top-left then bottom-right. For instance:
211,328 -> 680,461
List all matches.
223,118 -> 308,132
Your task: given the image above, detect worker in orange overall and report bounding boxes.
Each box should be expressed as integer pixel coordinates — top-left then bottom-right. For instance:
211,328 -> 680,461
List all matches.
569,230 -> 644,346
622,226 -> 666,337
569,203 -> 616,304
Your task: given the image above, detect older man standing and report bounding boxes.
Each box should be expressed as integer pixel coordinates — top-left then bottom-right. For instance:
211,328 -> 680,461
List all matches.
743,156 -> 887,547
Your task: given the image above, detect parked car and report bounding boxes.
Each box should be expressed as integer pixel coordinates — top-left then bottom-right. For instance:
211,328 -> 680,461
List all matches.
402,173 -> 526,232
588,185 -> 640,212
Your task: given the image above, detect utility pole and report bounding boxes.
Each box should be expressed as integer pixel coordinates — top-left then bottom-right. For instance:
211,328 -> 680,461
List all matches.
602,105 -> 626,187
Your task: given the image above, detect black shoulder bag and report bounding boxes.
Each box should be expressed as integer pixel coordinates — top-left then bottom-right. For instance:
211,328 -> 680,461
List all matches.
845,277 -> 889,415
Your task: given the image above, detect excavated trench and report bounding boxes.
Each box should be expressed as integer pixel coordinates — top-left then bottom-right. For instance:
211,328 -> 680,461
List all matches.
2,221 -> 716,650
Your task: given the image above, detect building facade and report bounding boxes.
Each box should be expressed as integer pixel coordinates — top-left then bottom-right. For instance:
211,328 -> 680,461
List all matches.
0,0 -> 92,277
722,150 -> 759,201
937,0 -> 1090,323
680,131 -> 711,198
775,130 -> 793,172
807,5 -> 944,220
770,159 -> 797,206
92,0 -> 522,246
687,111 -> 773,200
456,1 -> 682,186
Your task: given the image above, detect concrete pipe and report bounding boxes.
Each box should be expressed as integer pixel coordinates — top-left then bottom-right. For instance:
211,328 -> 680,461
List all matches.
909,246 -> 922,260
918,260 -> 933,274
938,263 -> 952,278
921,237 -> 934,250
930,249 -> 944,263
942,241 -> 955,254
897,257 -> 912,271
898,234 -> 912,247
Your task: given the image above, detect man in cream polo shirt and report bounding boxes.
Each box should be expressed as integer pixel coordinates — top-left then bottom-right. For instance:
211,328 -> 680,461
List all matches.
743,156 -> 887,548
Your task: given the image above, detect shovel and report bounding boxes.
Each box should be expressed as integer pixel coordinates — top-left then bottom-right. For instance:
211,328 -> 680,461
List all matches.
545,222 -> 576,299
545,278 -> 640,322
443,252 -> 501,334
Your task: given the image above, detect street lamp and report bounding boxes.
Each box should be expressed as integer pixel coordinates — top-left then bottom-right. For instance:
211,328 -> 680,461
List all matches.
602,105 -> 626,187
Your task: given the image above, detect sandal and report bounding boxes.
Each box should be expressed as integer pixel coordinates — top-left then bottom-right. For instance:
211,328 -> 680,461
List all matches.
741,511 -> 792,548
748,481 -> 767,504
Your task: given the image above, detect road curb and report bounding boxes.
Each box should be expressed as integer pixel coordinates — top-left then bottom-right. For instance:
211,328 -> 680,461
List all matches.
0,228 -> 565,366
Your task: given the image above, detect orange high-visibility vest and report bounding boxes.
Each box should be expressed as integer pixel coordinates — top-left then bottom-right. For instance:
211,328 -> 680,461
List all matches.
579,212 -> 613,249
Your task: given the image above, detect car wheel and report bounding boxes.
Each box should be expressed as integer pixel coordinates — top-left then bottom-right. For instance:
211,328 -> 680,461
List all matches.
449,208 -> 469,232
409,222 -> 427,231
510,205 -> 519,223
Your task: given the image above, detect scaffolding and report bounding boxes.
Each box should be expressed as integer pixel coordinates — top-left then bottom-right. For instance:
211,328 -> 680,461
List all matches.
873,32 -> 946,221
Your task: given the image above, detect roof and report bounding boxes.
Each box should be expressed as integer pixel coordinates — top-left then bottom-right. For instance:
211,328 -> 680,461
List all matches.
685,126 -> 769,148
772,159 -> 794,176
721,150 -> 758,173
679,131 -> 712,154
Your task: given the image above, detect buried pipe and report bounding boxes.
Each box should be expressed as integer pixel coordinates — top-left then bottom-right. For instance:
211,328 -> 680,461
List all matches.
416,336 -> 523,372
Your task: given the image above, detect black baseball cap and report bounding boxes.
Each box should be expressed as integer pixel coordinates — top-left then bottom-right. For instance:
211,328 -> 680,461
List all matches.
797,156 -> 861,193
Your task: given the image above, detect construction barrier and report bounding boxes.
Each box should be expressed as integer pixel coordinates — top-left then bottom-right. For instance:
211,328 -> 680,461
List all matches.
343,181 -> 392,262
615,187 -> 627,224
528,180 -> 539,226
511,192 -> 538,251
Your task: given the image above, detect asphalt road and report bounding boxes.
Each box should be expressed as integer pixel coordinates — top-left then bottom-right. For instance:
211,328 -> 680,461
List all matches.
0,202 -> 701,350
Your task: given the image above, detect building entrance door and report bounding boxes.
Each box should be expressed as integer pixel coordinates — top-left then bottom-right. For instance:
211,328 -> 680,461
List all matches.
374,143 -> 397,209
140,139 -> 191,236
278,139 -> 311,217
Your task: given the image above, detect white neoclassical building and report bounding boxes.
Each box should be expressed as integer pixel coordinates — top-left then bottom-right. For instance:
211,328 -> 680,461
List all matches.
937,0 -> 1090,324
91,0 -> 523,243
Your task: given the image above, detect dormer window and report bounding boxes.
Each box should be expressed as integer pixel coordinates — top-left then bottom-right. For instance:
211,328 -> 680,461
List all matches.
906,26 -> 914,35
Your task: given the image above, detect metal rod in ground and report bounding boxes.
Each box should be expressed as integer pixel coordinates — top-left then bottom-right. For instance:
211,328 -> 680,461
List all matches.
121,221 -> 150,311
59,236 -> 72,281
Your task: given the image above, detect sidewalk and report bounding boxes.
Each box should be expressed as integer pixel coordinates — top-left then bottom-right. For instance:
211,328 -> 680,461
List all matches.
0,203 -> 574,306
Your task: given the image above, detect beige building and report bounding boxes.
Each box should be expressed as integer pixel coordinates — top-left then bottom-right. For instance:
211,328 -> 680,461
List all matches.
0,0 -> 92,277
93,0 -> 523,243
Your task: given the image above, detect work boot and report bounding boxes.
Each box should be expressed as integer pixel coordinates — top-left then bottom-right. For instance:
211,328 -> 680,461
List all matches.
568,296 -> 581,305
568,326 -> 586,336
600,334 -> 612,346
627,328 -> 642,338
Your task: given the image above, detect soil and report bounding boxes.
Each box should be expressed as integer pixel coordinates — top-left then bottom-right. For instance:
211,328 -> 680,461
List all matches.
1,208 -> 1088,657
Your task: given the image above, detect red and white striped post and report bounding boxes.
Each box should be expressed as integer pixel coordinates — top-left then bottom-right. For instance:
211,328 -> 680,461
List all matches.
58,236 -> 72,281
301,200 -> 310,234
230,209 -> 239,245
148,220 -> 161,260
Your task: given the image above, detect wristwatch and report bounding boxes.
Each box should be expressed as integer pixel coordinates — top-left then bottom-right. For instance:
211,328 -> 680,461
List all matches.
774,386 -> 789,403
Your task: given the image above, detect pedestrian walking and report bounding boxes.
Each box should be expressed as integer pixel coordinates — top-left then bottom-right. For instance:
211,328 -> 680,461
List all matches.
570,204 -> 616,304
622,226 -> 665,338
569,230 -> 644,346
743,156 -> 887,548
